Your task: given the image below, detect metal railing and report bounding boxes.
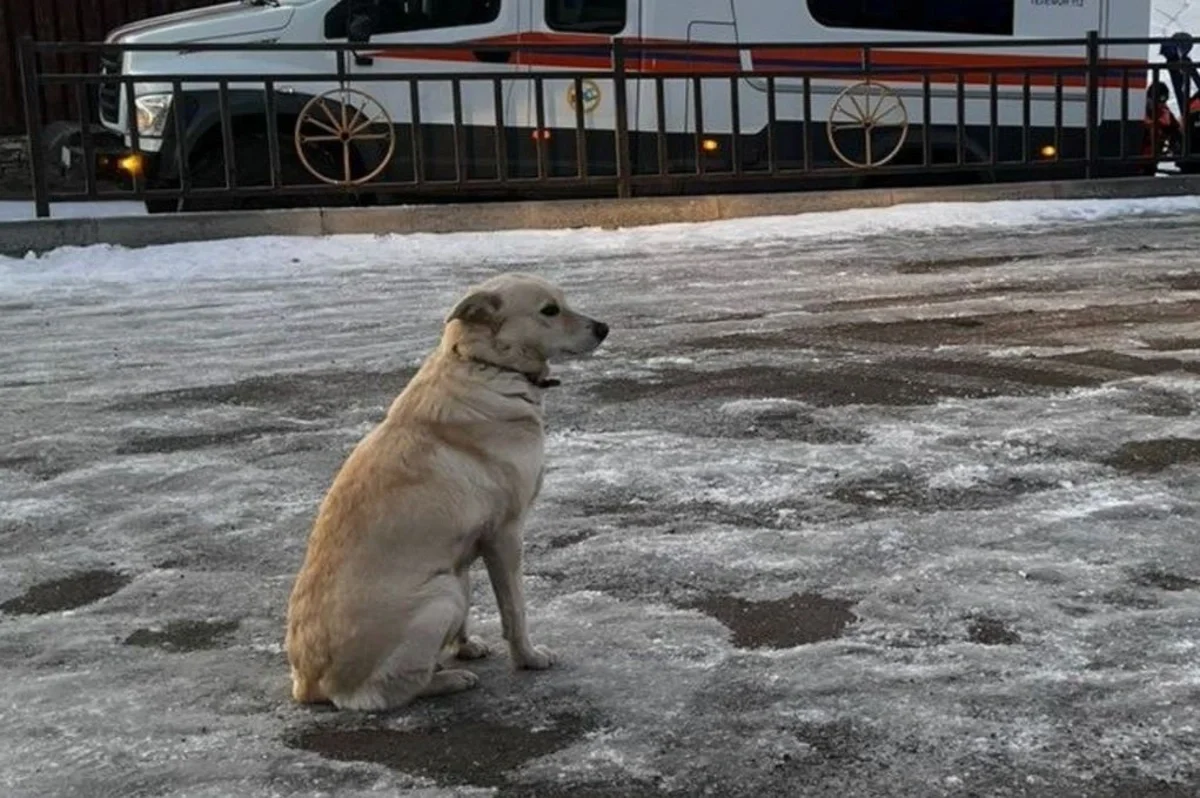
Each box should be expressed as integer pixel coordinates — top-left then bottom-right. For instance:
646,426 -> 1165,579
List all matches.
16,33 -> 1196,217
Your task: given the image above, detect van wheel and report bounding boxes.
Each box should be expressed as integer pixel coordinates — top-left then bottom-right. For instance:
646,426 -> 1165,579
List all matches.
849,141 -> 991,190
144,198 -> 180,214
169,132 -> 361,212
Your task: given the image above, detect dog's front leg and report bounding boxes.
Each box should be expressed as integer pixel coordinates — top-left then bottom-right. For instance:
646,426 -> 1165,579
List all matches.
482,521 -> 555,670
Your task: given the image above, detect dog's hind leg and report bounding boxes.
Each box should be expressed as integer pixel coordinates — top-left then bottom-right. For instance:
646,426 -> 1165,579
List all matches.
330,576 -> 478,712
454,568 -> 490,661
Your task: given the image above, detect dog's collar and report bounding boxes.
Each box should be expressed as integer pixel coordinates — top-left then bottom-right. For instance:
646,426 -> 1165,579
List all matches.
459,350 -> 560,389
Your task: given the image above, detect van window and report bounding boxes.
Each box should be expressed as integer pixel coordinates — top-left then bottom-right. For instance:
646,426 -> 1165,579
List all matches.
325,0 -> 501,38
545,0 -> 626,35
807,0 -> 1014,36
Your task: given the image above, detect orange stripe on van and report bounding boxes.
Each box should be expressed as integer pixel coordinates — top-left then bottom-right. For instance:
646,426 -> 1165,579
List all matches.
366,33 -> 1147,90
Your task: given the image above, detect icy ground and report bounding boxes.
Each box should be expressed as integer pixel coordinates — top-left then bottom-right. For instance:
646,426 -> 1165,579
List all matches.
1,197 -> 1200,798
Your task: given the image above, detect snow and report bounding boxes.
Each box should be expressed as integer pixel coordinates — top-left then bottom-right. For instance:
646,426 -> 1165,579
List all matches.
5,196 -> 1200,292
0,200 -> 147,223
2,197 -> 1200,797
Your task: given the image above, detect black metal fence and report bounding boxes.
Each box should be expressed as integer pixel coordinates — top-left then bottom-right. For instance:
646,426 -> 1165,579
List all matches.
17,34 -> 1197,217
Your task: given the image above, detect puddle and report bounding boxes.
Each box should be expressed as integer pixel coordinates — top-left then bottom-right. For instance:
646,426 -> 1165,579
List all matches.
1142,337 -> 1200,352
1165,273 -> 1200,291
708,403 -> 868,444
831,469 -> 1056,513
287,713 -> 593,788
0,569 -> 131,615
109,368 -> 417,420
0,454 -> 74,481
1104,439 -> 1200,474
591,349 -> 1135,409
686,592 -> 857,649
1057,603 -> 1096,618
543,530 -> 595,550
0,446 -> 91,481
563,491 -> 837,532
500,782 -> 664,798
592,364 -> 1004,408
1048,350 -> 1199,377
893,253 -> 1041,274
1132,569 -> 1200,592
123,619 -> 240,652
1093,780 -> 1200,798
1098,589 -> 1161,611
1110,388 -> 1195,418
790,718 -> 865,760
689,300 -> 1200,350
966,616 -> 1021,646
116,424 -> 303,455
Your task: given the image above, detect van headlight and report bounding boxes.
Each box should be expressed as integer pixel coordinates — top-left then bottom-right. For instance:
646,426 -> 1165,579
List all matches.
134,94 -> 173,137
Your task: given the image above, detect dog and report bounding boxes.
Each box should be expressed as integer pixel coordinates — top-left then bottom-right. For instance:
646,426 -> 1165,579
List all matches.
284,272 -> 608,711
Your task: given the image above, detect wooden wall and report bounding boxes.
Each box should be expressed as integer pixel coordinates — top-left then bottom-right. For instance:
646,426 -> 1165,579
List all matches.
0,0 -> 216,133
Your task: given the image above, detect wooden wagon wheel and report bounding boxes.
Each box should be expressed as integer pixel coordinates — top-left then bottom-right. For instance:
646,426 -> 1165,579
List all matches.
294,87 -> 396,186
826,81 -> 909,169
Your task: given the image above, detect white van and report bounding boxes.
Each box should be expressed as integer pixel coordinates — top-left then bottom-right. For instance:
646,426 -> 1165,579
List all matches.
85,0 -> 1154,208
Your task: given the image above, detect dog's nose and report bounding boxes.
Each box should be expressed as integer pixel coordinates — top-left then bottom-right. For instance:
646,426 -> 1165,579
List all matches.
592,321 -> 609,341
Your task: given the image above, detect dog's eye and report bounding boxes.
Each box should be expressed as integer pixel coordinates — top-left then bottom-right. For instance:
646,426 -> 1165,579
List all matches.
541,304 -> 560,317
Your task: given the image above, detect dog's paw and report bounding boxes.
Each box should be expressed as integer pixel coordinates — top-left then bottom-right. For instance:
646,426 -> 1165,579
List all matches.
422,668 -> 480,697
513,644 -> 556,670
442,669 -> 480,693
456,636 -> 490,660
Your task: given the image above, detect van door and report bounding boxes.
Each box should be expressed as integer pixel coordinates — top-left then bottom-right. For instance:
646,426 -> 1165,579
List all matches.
321,0 -> 530,181
1014,0 -> 1109,116
671,2 -> 744,174
534,0 -> 638,177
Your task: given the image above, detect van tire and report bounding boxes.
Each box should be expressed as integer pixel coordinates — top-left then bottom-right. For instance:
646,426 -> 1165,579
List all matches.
849,139 -> 991,190
144,198 -> 180,214
151,130 -> 361,213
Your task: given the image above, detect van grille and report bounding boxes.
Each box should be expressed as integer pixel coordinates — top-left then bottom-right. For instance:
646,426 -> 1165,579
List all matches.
98,52 -> 121,125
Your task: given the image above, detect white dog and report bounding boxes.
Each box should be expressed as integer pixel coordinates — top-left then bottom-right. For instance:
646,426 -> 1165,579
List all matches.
285,272 -> 608,711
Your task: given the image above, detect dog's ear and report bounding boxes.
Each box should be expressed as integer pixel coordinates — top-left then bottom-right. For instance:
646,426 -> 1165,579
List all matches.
445,290 -> 502,326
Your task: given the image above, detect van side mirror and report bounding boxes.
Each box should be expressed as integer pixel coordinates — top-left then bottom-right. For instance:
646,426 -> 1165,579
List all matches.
347,12 -> 373,43
346,0 -> 375,44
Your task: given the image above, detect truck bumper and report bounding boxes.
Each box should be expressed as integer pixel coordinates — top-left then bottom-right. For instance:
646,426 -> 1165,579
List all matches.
45,121 -> 161,186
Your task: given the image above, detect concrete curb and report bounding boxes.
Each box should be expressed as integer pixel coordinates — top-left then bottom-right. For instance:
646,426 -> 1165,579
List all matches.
4,174 -> 1200,255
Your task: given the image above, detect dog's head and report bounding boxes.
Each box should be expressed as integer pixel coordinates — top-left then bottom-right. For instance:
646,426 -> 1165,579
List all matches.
444,272 -> 608,382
